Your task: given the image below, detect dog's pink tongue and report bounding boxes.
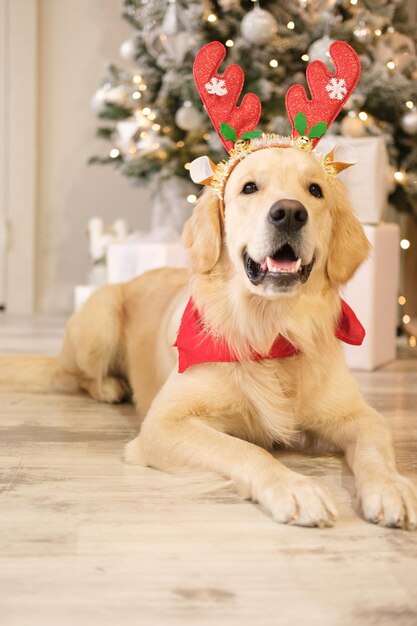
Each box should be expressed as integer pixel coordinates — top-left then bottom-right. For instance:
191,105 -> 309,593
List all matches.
262,256 -> 300,272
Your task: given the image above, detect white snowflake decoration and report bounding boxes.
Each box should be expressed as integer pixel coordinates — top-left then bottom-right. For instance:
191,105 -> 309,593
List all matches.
325,77 -> 347,101
205,77 -> 228,96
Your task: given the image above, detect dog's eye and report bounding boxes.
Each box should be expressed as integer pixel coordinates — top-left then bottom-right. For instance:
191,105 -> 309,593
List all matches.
242,182 -> 258,195
309,183 -> 323,198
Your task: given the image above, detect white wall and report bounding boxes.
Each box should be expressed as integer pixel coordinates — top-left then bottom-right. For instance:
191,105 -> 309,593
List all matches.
37,0 -> 152,313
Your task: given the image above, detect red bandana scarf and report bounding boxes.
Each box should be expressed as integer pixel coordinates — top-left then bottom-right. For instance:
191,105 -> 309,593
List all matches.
174,298 -> 365,374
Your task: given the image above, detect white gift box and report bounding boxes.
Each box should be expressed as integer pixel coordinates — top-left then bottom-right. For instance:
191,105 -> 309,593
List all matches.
107,240 -> 189,284
342,223 -> 399,371
319,135 -> 389,225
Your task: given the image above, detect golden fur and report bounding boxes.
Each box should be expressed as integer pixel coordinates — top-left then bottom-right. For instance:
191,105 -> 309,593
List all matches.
1,147 -> 416,529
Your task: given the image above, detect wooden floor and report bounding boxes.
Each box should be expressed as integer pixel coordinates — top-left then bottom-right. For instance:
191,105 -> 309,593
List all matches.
1,315 -> 417,626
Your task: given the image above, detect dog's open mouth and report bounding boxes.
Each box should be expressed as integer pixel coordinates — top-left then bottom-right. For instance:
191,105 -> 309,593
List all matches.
243,243 -> 314,288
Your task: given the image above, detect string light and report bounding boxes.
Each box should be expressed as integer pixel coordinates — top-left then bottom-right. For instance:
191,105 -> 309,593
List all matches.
162,126 -> 171,133
132,91 -> 141,100
398,296 -> 407,305
109,148 -> 120,158
287,21 -> 295,30
187,194 -> 197,203
403,314 -> 411,324
128,146 -> 137,154
374,29 -> 382,37
207,13 -> 217,22
387,61 -> 396,70
140,131 -> 148,138
148,112 -> 156,120
301,54 -> 309,62
176,140 -> 185,148
132,75 -> 142,84
409,336 -> 417,348
400,238 -> 410,249
138,84 -> 147,91
203,132 -> 211,140
406,101 -> 414,109
350,0 -> 358,5
225,39 -> 234,47
358,111 -> 368,121
184,162 -> 191,170
152,123 -> 161,131
269,59 -> 279,68
142,107 -> 151,116
394,171 -> 405,182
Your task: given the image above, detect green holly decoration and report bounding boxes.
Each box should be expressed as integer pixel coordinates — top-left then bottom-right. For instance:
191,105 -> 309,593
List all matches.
220,123 -> 262,143
308,122 -> 328,139
220,115 -> 328,145
293,111 -> 328,140
219,123 -> 238,142
241,130 -> 263,140
294,112 -> 308,136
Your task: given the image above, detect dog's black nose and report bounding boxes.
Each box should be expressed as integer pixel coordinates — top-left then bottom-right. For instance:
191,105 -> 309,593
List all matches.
268,199 -> 308,232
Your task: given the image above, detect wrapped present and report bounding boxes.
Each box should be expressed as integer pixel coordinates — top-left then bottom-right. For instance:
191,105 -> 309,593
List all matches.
319,135 -> 389,224
107,240 -> 189,284
342,223 -> 399,370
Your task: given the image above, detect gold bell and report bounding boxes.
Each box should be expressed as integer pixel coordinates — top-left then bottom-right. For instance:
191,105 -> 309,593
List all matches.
295,135 -> 313,151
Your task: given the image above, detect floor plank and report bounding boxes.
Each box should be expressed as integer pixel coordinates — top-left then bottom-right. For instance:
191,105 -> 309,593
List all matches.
1,314 -> 417,626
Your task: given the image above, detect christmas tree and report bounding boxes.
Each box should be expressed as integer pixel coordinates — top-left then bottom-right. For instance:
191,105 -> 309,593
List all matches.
90,0 -> 417,218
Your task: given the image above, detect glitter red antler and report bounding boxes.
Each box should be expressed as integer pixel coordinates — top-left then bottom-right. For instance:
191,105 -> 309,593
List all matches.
286,41 -> 361,147
193,41 -> 262,152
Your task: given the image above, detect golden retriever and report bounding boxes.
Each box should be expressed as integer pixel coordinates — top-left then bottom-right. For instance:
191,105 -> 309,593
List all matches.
2,146 -> 416,529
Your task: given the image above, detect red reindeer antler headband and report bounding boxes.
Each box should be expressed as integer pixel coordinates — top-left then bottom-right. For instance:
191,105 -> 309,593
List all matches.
193,41 -> 262,152
286,40 -> 361,146
190,40 -> 361,210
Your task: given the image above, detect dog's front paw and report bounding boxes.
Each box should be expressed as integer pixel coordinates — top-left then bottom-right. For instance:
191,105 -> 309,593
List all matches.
124,437 -> 146,465
358,474 -> 417,530
254,472 -> 338,528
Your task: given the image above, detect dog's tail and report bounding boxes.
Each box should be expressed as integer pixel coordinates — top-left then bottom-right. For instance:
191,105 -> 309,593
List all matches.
0,355 -> 79,394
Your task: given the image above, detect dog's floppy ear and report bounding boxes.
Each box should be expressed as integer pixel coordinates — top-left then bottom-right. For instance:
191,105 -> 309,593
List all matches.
182,189 -> 222,274
326,180 -> 370,286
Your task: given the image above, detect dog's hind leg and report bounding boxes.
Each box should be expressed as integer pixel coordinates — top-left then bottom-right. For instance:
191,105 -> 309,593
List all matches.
59,284 -> 130,403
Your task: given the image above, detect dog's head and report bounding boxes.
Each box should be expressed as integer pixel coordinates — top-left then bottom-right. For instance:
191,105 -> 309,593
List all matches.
183,146 -> 369,298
